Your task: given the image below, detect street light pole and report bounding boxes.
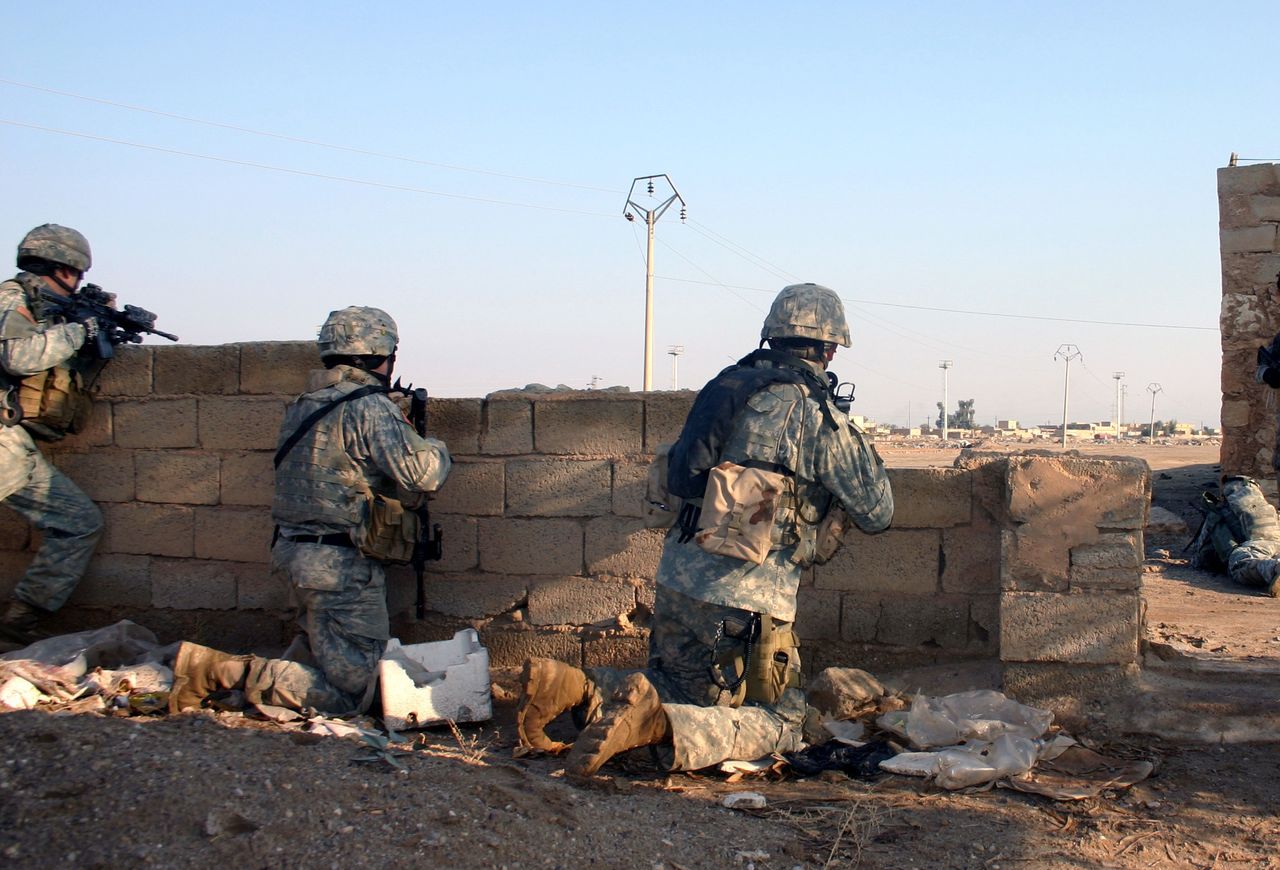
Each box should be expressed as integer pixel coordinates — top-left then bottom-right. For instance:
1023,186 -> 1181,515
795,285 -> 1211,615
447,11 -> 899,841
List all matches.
1147,383 -> 1163,443
668,345 -> 684,390
1054,345 -> 1082,447
623,175 -> 685,391
939,360 -> 953,442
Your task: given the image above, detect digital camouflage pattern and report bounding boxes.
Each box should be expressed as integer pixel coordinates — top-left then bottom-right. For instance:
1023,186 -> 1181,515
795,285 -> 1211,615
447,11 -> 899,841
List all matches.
1226,538 -> 1280,595
760,282 -> 851,347
586,586 -> 806,771
16,224 -> 92,273
317,306 -> 398,359
0,272 -> 100,612
658,357 -> 893,620
260,362 -> 451,714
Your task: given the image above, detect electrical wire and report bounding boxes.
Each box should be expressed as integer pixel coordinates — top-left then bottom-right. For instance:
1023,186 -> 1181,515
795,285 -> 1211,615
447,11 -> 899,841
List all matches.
683,219 -> 800,282
0,119 -> 617,217
0,78 -> 622,193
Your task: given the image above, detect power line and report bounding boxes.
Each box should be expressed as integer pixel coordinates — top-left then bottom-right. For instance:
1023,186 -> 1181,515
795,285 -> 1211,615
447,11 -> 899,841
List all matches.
0,119 -> 616,217
654,275 -> 1217,332
0,77 -> 622,193
683,219 -> 800,282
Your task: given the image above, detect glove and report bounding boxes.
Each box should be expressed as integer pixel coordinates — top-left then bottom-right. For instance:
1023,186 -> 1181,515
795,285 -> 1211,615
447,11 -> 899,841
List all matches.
82,316 -> 100,342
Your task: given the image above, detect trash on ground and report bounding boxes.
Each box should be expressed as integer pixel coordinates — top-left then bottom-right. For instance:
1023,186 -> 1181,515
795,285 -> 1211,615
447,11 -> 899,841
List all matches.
1004,744 -> 1154,800
784,739 -> 896,778
722,791 -> 767,809
378,629 -> 492,730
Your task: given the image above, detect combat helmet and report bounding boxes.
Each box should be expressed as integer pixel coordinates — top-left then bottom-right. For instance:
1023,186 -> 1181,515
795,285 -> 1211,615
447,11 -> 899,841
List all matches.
317,306 -> 399,359
760,283 -> 850,347
17,224 -> 92,273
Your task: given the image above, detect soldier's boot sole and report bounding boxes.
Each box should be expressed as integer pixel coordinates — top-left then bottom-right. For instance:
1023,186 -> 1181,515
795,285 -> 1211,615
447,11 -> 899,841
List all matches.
566,673 -> 669,777
169,642 -> 252,714
516,657 -> 594,753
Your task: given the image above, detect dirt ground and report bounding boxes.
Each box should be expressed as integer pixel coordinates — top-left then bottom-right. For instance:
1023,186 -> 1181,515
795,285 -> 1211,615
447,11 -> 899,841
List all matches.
3,440 -> 1279,869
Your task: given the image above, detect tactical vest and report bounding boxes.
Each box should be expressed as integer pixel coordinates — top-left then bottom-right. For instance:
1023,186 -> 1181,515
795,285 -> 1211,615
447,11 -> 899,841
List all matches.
0,275 -> 94,441
272,380 -> 379,531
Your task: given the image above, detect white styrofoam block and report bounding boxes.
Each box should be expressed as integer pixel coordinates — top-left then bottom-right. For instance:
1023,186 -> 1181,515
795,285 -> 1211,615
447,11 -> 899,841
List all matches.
379,628 -> 492,730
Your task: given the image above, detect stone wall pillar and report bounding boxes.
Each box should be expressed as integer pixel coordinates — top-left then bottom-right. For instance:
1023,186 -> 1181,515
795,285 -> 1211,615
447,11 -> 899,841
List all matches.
1219,162 -> 1280,484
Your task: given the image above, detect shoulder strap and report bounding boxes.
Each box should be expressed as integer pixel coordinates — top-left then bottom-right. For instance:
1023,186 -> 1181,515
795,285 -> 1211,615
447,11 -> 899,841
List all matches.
273,385 -> 386,468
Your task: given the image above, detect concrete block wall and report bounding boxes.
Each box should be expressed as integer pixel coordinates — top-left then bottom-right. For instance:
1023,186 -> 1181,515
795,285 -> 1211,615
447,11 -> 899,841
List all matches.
1,344 -> 1151,716
1218,162 -> 1280,482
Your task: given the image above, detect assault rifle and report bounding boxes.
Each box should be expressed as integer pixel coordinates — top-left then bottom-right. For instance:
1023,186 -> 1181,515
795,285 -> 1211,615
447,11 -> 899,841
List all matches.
39,283 -> 178,359
395,380 -> 444,619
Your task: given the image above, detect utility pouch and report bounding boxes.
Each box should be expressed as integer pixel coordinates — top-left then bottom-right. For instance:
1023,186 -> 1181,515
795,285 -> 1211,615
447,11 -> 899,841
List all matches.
357,495 -> 421,564
744,617 -> 800,706
17,366 -> 92,441
694,461 -> 791,565
811,506 -> 852,565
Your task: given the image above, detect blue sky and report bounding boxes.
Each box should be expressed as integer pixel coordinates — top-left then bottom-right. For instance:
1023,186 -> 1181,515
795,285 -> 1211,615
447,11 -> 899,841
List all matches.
2,2 -> 1272,427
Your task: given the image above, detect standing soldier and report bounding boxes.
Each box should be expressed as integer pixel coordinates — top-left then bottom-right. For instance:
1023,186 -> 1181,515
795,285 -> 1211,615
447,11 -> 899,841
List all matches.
0,224 -> 105,650
517,283 -> 894,774
169,307 -> 451,714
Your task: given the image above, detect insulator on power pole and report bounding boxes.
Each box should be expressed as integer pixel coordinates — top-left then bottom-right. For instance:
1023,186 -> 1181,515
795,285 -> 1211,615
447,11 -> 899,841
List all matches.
647,180 -> 655,195
622,175 -> 686,392
679,206 -> 686,223
625,212 -> 634,222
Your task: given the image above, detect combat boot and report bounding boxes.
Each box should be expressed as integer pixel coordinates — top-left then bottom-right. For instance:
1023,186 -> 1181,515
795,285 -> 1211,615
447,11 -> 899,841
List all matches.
566,672 -> 670,777
169,642 -> 252,713
516,658 -> 595,753
0,599 -> 46,649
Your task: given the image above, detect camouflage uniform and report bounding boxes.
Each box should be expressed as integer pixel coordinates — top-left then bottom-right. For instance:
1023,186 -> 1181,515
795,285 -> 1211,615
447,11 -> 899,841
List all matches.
589,285 -> 894,770
1,243 -> 103,617
251,361 -> 451,714
1219,478 -> 1280,595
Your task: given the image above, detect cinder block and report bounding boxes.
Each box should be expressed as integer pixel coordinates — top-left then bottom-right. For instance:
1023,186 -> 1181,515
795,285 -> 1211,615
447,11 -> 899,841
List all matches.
113,398 -> 198,448
886,468 -> 972,528
583,634 -> 648,669
480,626 -> 582,668
941,526 -> 1000,594
1221,401 -> 1251,428
611,458 -> 649,518
135,451 -> 220,505
955,452 -> 1010,527
426,398 -> 482,455
379,630 -> 492,729
1070,566 -> 1140,590
421,572 -> 527,619
478,518 -> 583,575
1002,662 -> 1140,722
480,397 -> 532,454
194,506 -> 273,563
644,392 -> 695,452
969,594 -> 999,650
527,576 -> 636,626
96,345 -> 152,397
1221,225 -> 1278,254
584,517 -> 663,577
535,397 -> 643,456
839,595 -> 880,643
0,506 -> 30,551
238,342 -> 315,395
1218,163 -> 1280,197
431,514 -> 478,572
387,611 -> 473,645
236,564 -> 290,610
1071,532 -> 1141,569
1000,591 -> 1140,664
1249,193 -> 1280,222
50,449 -> 134,502
431,460 -> 504,516
149,558 -> 241,609
877,594 -> 969,648
815,529 -> 941,594
101,503 -> 194,557
65,554 -> 151,608
198,397 -> 286,450
220,451 -> 275,506
507,459 -> 611,517
154,345 -> 240,395
795,587 -> 842,642
54,402 -> 113,448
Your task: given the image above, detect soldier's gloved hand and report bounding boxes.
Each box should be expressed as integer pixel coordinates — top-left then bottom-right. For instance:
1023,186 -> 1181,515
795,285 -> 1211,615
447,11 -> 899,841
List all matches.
82,317 -> 100,342
390,391 -> 412,418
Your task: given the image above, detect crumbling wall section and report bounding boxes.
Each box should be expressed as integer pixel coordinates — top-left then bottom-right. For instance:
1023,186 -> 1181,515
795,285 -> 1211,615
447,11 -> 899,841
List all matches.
1219,162 -> 1280,483
0,344 -> 1149,716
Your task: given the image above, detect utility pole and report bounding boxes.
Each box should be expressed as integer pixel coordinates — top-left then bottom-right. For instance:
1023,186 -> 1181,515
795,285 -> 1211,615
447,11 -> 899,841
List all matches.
1054,344 -> 1082,447
939,361 -> 953,442
1147,383 -> 1163,443
1112,372 -> 1125,435
624,175 -> 685,391
1120,383 -> 1128,437
667,345 -> 684,390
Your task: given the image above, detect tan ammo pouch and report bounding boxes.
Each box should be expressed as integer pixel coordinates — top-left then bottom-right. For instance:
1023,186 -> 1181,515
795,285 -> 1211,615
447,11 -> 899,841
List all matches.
745,617 -> 800,706
791,505 -> 852,567
643,442 -> 682,530
17,365 -> 93,441
693,461 -> 793,565
356,495 -> 421,564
